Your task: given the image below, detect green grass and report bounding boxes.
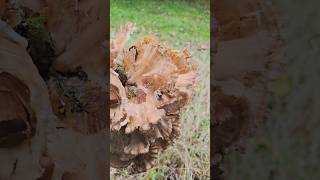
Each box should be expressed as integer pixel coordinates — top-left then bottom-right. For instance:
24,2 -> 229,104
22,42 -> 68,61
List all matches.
111,0 -> 210,46
111,0 -> 210,179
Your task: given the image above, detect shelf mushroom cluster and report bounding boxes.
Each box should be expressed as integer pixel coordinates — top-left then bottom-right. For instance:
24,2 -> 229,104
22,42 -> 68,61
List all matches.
110,24 -> 197,172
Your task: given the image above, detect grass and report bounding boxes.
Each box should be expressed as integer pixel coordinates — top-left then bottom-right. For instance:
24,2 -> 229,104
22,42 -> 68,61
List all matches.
111,0 -> 210,179
111,0 -> 210,47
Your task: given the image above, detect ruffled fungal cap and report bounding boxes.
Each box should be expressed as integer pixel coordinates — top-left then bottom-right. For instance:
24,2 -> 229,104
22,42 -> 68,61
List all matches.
110,24 -> 197,172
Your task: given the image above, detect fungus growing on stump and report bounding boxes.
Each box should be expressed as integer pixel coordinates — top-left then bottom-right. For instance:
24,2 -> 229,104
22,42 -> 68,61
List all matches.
110,24 -> 197,172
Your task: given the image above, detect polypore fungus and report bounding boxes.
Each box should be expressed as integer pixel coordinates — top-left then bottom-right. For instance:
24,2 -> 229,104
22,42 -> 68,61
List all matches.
110,24 -> 197,172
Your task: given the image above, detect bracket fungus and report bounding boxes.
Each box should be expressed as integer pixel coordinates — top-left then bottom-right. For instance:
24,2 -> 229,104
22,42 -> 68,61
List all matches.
0,19 -> 54,179
110,24 -> 197,172
1,0 -> 108,179
1,0 -> 196,177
